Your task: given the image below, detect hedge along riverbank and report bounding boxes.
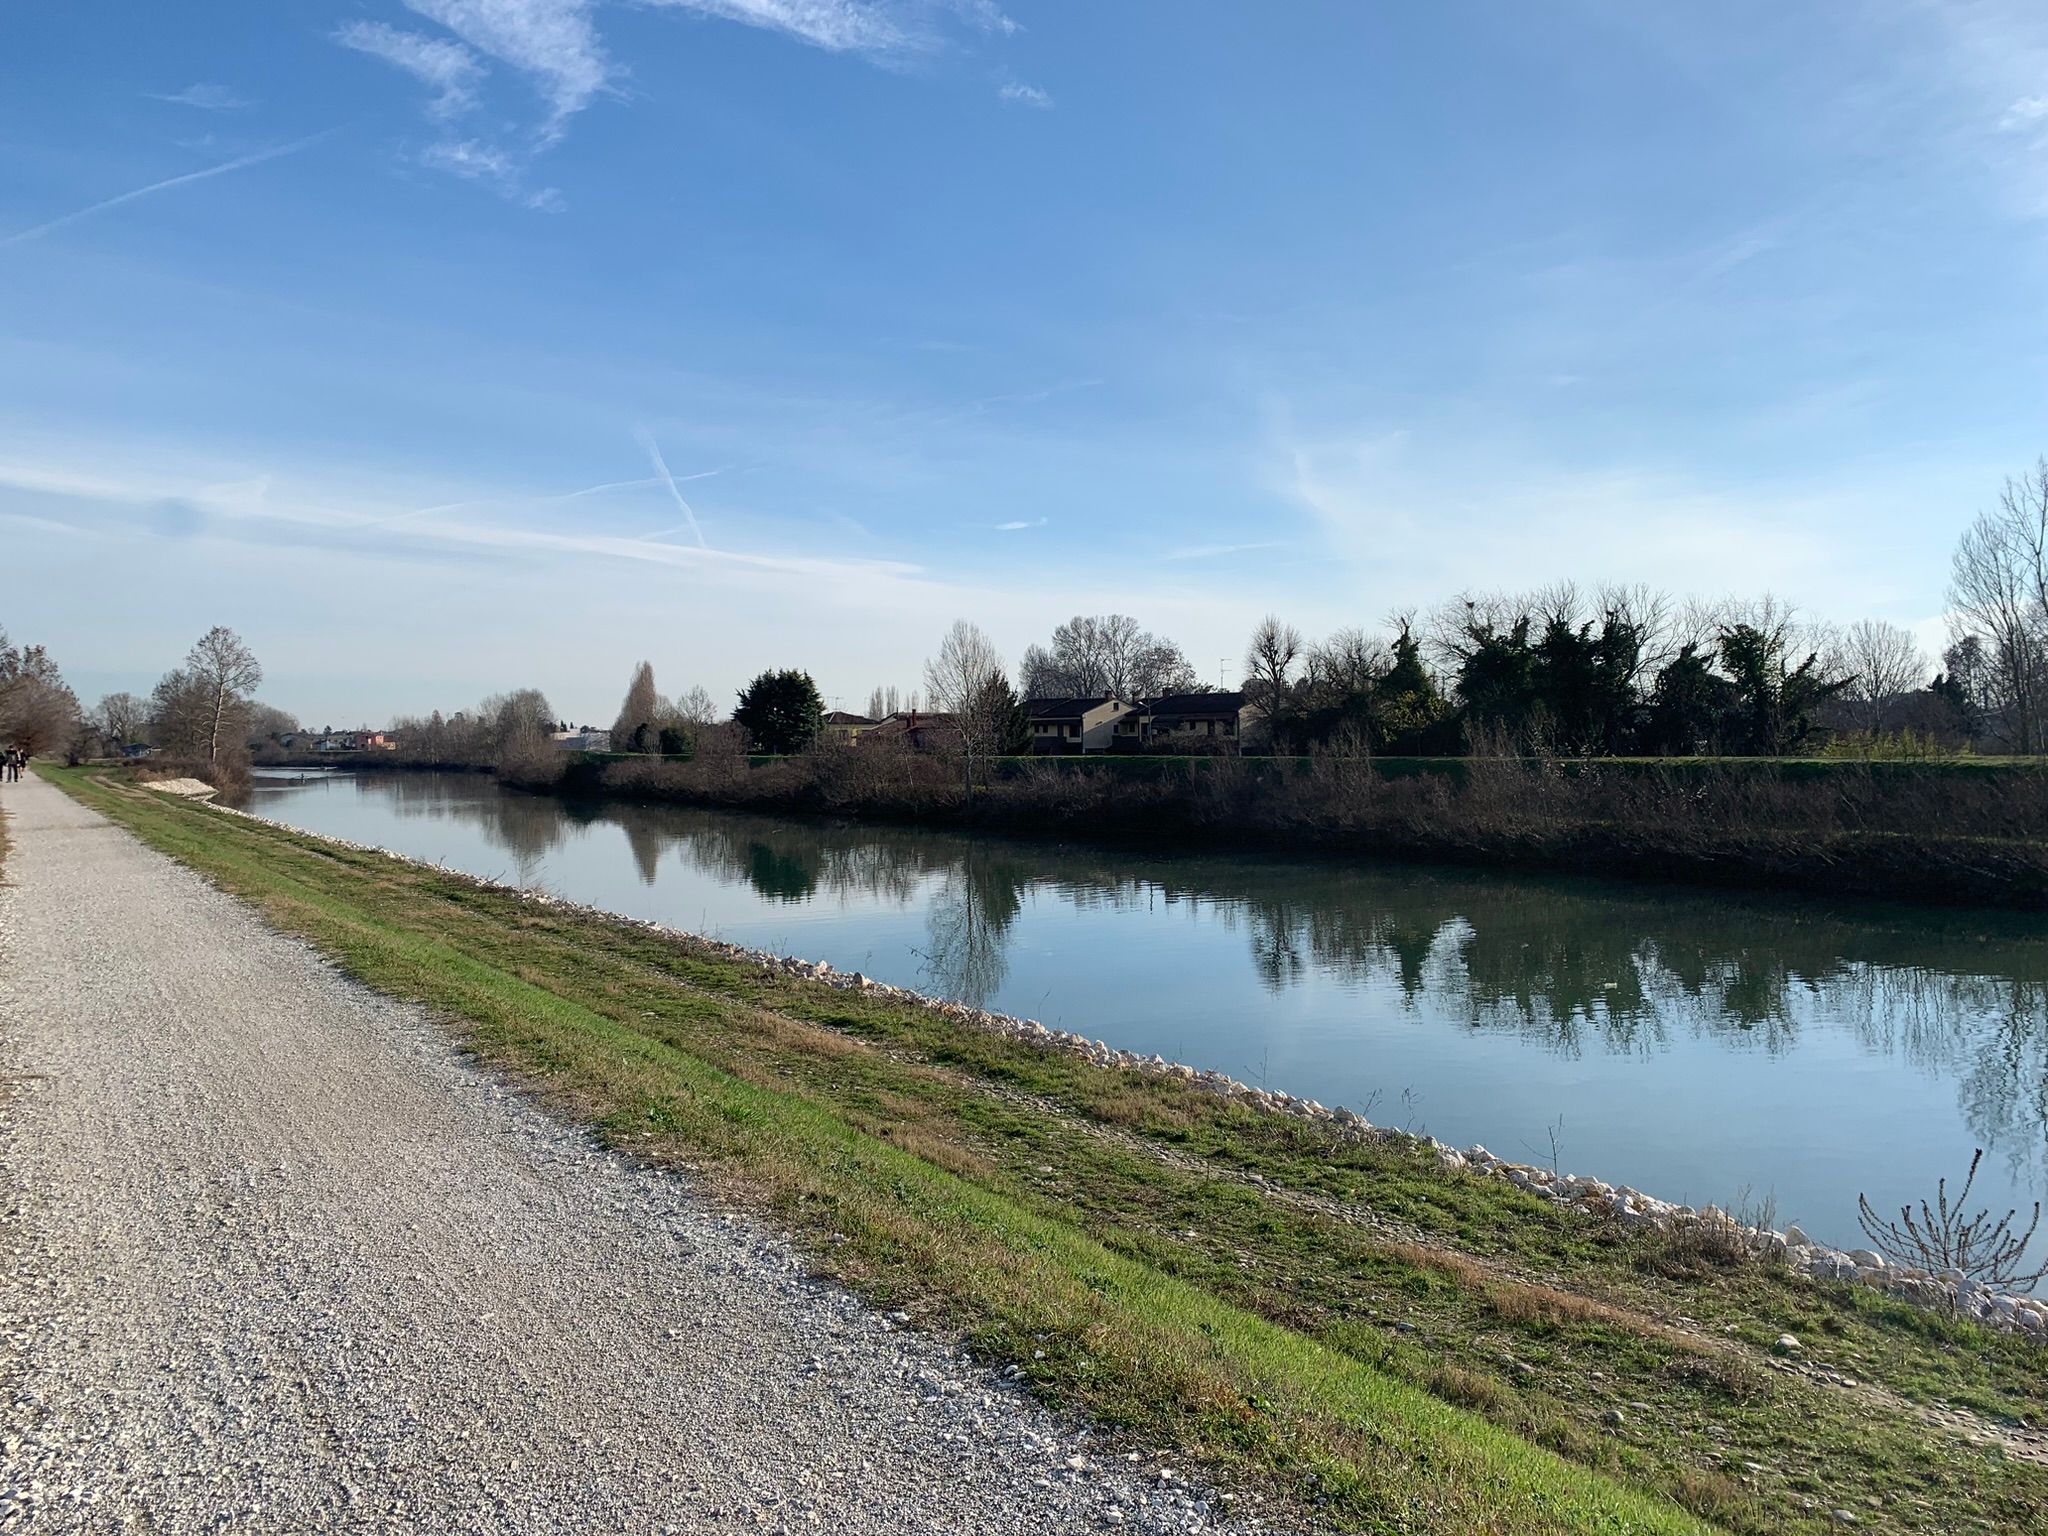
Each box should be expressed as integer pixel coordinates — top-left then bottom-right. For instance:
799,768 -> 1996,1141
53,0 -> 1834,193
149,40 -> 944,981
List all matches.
511,748 -> 2048,909
50,765 -> 2048,1536
589,753 -> 2048,784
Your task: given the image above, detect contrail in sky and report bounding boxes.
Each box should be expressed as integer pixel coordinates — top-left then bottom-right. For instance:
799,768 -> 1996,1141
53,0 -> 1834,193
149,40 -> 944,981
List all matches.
0,130 -> 336,249
635,428 -> 708,547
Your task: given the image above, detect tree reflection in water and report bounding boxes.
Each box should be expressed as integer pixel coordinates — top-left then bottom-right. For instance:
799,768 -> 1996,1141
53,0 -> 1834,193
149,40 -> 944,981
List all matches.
339,773 -> 2048,1177
918,854 -> 1027,1006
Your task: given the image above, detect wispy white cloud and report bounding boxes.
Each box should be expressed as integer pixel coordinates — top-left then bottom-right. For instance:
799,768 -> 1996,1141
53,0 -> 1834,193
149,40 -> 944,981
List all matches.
641,0 -> 912,54
952,0 -> 1018,36
336,21 -> 487,120
997,79 -> 1051,109
148,83 -> 251,112
0,131 -> 333,250
353,472 -> 671,530
408,137 -> 562,209
421,135 -> 512,180
1918,0 -> 2048,215
641,0 -> 1019,54
0,511 -> 98,539
0,445 -> 1276,723
402,0 -> 611,140
0,453 -> 912,587
2002,95 -> 2048,131
336,0 -> 1022,200
636,428 -> 710,547
992,517 -> 1045,531
1696,228 -> 1777,281
329,1 -> 608,204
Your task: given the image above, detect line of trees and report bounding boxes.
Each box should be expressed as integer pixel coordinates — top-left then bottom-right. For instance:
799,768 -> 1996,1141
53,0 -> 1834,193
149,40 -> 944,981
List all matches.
3,622 -> 290,784
390,689 -> 564,777
120,627 -> 279,787
595,592 -> 1969,769
1223,460 -> 2046,759
1240,589 -> 1886,757
520,457 -> 2048,769
0,626 -> 81,758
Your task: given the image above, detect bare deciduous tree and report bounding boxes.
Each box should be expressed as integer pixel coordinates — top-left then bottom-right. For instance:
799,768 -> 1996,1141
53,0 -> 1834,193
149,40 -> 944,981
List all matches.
94,691 -> 147,748
673,685 -> 721,727
924,620 -> 1015,787
0,632 -> 81,758
183,626 -> 263,765
245,702 -> 300,746
1243,615 -> 1303,745
1949,464 -> 2048,753
480,688 -> 554,754
150,669 -> 208,755
1302,627 -> 1389,702
1595,582 -> 1677,687
1835,619 -> 1928,735
480,688 -> 559,779
1128,637 -> 1201,699
1019,614 -> 1198,700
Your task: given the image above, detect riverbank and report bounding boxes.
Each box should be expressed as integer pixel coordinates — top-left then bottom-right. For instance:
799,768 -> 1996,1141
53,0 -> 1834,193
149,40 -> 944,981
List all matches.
45,766 -> 2048,1536
292,749 -> 2048,908
606,751 -> 2048,908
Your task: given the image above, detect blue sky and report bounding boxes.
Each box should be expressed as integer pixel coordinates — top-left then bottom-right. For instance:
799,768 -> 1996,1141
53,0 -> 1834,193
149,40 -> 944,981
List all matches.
3,1 -> 2046,726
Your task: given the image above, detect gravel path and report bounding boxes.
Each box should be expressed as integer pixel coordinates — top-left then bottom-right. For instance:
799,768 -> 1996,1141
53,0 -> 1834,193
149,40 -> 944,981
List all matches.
0,774 -> 1274,1535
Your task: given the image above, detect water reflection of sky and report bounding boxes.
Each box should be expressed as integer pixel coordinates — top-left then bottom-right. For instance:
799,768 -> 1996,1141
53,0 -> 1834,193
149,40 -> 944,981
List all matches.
242,770 -> 2048,1258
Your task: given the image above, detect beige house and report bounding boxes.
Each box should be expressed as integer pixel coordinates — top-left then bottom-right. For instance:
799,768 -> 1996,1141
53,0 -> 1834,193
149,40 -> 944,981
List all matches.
1025,696 -> 1138,754
1142,691 -> 1251,749
821,710 -> 880,744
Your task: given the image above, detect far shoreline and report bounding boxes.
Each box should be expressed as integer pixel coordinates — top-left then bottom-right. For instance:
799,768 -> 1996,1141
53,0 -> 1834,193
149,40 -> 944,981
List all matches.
248,750 -> 2048,913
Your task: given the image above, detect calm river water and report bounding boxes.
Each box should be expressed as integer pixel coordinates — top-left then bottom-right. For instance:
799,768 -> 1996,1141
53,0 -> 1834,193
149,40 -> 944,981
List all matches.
242,768 -> 2048,1256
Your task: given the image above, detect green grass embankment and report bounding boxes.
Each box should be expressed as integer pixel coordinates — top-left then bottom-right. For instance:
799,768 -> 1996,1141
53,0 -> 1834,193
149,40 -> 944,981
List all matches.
45,766 -> 2048,1536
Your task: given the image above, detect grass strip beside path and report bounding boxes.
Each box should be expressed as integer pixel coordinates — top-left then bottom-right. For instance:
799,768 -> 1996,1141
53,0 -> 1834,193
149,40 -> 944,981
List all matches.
46,768 -> 2048,1536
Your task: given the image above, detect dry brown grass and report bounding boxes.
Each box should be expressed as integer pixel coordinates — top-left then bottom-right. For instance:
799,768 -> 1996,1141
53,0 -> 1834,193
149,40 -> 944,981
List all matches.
1381,1238 -> 1707,1352
579,748 -> 2048,905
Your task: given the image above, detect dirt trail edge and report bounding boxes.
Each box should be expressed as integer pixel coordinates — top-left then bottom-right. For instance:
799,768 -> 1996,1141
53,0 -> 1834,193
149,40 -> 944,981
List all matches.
0,772 -> 1268,1535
